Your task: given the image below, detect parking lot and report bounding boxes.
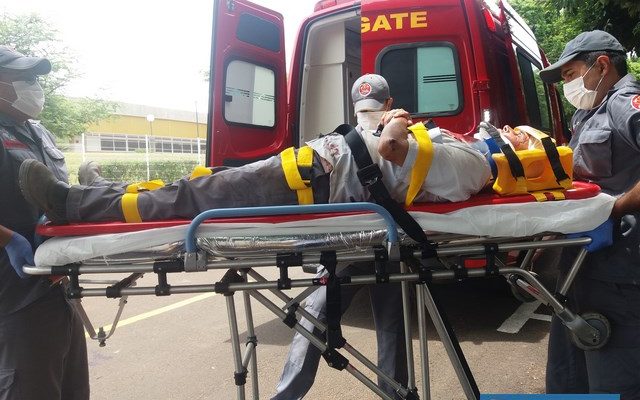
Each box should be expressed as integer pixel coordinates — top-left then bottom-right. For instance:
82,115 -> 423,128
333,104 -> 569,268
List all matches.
80,253 -> 560,400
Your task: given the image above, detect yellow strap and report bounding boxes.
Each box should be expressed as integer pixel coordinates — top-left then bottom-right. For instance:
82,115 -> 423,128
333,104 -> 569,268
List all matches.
121,193 -> 142,223
516,126 -> 548,140
125,180 -> 165,193
297,146 -> 313,168
515,176 -> 528,195
189,165 -> 213,180
558,178 -> 573,190
281,146 -> 314,205
515,126 -> 556,143
405,122 -> 434,206
281,147 -> 306,190
530,191 -> 548,202
296,146 -> 314,205
547,190 -> 566,200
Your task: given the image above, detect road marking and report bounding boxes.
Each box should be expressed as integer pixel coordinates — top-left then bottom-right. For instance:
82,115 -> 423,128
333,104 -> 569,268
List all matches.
85,293 -> 215,338
497,300 -> 551,334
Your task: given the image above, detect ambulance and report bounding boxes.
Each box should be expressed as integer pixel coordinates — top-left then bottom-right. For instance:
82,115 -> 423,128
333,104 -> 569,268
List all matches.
206,0 -> 566,167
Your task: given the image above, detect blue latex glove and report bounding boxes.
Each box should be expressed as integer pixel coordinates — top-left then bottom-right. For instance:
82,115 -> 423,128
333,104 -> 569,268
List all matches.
4,232 -> 34,279
567,218 -> 614,252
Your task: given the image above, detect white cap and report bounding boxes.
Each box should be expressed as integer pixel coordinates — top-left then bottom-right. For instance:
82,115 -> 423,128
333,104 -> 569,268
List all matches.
351,74 -> 390,113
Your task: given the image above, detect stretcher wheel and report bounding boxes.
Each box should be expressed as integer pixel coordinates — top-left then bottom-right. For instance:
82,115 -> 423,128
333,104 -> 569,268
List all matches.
569,312 -> 611,351
510,282 -> 536,303
508,272 -> 538,303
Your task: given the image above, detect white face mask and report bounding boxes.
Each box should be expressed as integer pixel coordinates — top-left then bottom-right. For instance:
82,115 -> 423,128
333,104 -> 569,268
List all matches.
563,62 -> 604,110
0,80 -> 45,118
356,111 -> 385,131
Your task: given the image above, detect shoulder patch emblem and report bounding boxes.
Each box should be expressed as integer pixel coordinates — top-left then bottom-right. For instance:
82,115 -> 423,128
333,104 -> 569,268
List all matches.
631,95 -> 640,111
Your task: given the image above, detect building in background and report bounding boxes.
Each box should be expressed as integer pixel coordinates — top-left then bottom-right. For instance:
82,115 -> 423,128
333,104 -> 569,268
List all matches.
83,102 -> 208,154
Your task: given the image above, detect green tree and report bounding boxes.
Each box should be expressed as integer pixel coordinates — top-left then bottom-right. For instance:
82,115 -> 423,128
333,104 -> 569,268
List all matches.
510,0 -> 582,62
552,0 -> 639,52
629,57 -> 640,80
0,13 -> 116,140
511,0 -> 640,123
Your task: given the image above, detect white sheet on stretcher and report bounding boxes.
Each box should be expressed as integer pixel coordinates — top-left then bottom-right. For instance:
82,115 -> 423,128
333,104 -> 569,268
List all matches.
34,194 -> 616,267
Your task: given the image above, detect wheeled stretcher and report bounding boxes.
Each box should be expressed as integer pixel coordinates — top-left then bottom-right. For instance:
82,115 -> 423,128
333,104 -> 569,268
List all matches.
25,181 -> 615,400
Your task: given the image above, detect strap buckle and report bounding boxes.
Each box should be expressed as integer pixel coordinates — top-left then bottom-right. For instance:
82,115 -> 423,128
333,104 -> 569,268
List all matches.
356,163 -> 382,187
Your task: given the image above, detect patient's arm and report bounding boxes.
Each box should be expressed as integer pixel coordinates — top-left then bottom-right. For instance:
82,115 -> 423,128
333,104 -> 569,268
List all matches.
378,111 -> 412,166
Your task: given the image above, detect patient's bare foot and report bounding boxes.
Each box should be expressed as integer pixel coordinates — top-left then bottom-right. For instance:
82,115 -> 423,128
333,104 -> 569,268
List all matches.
378,114 -> 411,166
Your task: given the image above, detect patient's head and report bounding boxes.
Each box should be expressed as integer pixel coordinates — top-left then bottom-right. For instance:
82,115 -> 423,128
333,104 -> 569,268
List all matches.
502,125 -> 529,150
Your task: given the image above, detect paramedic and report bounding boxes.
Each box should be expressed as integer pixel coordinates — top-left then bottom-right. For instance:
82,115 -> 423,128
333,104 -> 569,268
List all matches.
0,46 -> 89,399
271,74 -> 408,399
539,30 -> 640,397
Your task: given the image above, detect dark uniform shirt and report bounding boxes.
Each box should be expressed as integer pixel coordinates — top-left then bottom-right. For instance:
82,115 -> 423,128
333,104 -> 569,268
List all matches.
569,73 -> 640,283
0,113 -> 68,316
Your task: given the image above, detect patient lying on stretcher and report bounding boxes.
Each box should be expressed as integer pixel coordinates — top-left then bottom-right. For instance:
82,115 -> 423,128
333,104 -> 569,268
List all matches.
18,111 -> 493,224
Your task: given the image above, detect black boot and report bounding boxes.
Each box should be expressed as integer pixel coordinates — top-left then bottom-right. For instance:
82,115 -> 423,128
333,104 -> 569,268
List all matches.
78,160 -> 106,186
19,159 -> 69,224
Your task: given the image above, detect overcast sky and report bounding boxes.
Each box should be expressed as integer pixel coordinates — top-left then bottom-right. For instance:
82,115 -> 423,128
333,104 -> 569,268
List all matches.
1,0 -> 317,112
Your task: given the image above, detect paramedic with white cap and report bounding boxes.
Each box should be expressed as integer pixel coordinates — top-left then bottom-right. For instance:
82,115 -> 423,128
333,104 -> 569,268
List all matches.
0,45 -> 89,400
539,30 -> 640,398
270,74 -> 409,400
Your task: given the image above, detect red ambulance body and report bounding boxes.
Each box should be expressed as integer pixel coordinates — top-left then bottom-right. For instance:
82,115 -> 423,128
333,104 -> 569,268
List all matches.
206,0 -> 565,167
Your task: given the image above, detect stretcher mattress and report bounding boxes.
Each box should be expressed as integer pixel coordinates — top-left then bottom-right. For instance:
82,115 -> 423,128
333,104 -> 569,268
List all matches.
33,182 -> 615,267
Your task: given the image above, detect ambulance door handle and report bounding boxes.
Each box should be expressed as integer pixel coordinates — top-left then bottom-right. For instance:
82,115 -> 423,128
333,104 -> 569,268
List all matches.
224,95 -> 233,102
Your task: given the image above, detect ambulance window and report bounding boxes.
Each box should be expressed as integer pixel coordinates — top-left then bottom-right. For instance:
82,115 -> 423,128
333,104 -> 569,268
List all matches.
379,44 -> 461,116
223,60 -> 275,128
236,13 -> 280,52
516,52 -> 551,131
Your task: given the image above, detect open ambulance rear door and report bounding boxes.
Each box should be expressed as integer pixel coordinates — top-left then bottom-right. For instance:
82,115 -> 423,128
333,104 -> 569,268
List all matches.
207,0 -> 288,167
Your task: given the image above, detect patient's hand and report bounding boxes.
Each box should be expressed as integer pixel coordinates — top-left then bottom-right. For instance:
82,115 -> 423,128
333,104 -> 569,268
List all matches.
381,109 -> 412,126
378,115 -> 410,166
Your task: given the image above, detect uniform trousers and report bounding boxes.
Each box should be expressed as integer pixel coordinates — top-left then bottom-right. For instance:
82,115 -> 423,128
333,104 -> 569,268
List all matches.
0,286 -> 89,400
546,270 -> 640,398
272,262 -> 408,400
66,153 -> 329,222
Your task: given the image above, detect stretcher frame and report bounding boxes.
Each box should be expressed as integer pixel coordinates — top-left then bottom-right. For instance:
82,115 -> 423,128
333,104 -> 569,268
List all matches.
25,200 -> 609,400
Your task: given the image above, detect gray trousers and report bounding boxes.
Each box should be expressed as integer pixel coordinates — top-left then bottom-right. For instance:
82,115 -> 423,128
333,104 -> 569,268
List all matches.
0,286 -> 89,400
272,262 -> 408,400
546,270 -> 640,399
67,154 -> 329,222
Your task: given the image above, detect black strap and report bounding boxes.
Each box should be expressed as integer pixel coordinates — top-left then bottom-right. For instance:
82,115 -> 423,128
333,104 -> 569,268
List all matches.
539,136 -> 571,185
341,126 -> 431,244
425,119 -> 438,130
321,251 -> 345,349
480,122 -> 525,180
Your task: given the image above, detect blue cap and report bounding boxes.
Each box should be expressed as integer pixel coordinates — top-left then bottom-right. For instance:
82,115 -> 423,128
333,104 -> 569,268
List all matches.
539,30 -> 625,83
0,46 -> 51,75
